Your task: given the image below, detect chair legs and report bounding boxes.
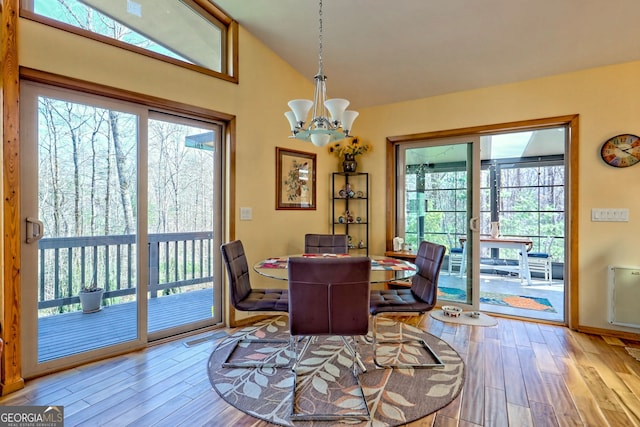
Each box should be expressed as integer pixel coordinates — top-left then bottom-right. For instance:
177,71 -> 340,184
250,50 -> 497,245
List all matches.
371,314 -> 445,369
527,258 -> 553,283
341,336 -> 367,374
289,335 -> 312,372
448,252 -> 462,275
545,259 -> 553,282
289,335 -> 370,421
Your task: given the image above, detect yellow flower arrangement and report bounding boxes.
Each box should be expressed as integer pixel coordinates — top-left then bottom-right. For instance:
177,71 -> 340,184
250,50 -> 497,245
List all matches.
327,137 -> 371,159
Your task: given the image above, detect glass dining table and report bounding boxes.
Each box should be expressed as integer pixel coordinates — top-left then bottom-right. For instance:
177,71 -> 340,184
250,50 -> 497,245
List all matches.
253,254 -> 417,284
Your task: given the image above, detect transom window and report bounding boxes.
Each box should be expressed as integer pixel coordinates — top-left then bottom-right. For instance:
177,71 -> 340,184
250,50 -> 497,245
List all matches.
21,0 -> 236,80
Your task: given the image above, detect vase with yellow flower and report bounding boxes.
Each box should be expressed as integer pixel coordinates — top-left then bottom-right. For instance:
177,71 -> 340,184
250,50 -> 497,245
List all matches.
328,137 -> 371,173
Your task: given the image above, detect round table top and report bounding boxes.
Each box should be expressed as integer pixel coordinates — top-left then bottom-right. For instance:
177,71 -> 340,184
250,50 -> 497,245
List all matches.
253,254 -> 417,284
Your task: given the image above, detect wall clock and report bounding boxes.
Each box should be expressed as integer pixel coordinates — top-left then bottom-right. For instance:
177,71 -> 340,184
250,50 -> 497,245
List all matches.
600,133 -> 640,167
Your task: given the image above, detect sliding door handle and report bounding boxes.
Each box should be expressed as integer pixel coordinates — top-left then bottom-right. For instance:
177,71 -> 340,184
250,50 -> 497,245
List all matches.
469,217 -> 479,232
26,217 -> 44,244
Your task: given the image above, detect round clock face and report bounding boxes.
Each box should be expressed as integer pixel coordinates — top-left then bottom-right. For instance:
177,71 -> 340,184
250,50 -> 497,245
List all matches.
601,134 -> 640,168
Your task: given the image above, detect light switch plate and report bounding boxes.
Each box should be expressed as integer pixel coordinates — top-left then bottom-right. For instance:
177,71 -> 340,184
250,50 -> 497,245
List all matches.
591,208 -> 629,222
240,207 -> 252,221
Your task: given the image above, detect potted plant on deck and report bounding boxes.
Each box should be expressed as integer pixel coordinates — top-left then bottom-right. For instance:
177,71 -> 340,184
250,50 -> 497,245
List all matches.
78,282 -> 104,313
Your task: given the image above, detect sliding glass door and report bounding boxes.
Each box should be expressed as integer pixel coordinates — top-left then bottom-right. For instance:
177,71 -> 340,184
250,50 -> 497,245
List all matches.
397,138 -> 480,309
20,82 -> 224,377
477,130 -> 566,321
147,113 -> 223,337
395,127 -> 567,321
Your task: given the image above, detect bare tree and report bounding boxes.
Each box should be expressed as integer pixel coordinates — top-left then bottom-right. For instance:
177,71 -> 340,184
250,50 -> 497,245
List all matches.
40,98 -> 63,236
52,102 -> 90,236
109,111 -> 135,234
89,110 -> 107,233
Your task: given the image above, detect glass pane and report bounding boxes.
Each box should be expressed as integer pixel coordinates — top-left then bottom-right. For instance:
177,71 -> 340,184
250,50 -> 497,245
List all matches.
501,186 -> 540,210
498,162 -> 565,242
501,211 -> 541,236
36,96 -> 138,362
480,212 -> 492,235
478,128 -> 566,322
404,143 -> 471,305
28,0 -> 224,72
147,116 -> 217,333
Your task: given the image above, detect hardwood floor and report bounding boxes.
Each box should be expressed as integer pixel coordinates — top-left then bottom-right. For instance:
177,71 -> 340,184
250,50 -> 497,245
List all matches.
2,315 -> 639,426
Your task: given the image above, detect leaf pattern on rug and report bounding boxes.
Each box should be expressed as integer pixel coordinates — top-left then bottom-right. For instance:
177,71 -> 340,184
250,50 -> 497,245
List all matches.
208,316 -> 465,426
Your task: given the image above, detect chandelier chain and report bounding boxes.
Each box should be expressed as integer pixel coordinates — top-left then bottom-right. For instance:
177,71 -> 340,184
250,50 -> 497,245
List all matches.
318,0 -> 323,73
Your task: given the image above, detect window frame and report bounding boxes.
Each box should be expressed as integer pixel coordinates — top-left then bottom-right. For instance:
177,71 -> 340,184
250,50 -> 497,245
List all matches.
19,0 -> 239,83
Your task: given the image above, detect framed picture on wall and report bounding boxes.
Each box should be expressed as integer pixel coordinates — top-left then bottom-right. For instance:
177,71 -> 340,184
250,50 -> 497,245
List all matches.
276,147 -> 316,210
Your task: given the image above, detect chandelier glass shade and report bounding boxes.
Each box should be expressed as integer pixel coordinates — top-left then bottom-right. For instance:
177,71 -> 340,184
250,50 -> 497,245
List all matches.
285,0 -> 358,147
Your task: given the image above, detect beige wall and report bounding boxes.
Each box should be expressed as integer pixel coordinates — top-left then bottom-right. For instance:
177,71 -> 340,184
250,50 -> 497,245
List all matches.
17,18 -> 640,334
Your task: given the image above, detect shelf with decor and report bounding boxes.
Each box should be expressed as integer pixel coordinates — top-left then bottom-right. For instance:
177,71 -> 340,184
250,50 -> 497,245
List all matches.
331,172 -> 369,256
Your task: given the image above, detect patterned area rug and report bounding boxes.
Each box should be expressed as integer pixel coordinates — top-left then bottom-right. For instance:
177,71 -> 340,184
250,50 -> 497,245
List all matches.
438,286 -> 557,312
208,316 -> 465,426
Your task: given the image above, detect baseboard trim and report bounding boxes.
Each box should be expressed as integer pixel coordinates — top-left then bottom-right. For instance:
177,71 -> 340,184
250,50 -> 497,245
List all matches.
577,325 -> 640,341
1,378 -> 25,396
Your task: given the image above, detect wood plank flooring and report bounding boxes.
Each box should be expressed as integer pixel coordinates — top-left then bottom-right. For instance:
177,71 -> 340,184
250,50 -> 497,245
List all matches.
2,315 -> 639,426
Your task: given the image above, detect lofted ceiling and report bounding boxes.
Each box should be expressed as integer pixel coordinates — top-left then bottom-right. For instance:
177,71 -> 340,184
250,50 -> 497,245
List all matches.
213,0 -> 640,110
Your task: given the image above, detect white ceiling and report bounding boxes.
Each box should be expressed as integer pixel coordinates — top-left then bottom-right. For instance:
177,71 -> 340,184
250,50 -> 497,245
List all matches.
214,0 -> 640,110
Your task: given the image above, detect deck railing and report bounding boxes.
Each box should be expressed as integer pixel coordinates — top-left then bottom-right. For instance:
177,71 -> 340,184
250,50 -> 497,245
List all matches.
37,231 -> 214,312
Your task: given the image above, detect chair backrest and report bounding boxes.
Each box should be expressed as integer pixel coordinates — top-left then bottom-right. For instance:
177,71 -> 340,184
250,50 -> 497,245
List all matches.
541,236 -> 554,254
528,236 -> 554,257
288,256 -> 371,337
220,240 -> 252,309
446,233 -> 463,253
304,233 -> 349,254
411,241 -> 446,306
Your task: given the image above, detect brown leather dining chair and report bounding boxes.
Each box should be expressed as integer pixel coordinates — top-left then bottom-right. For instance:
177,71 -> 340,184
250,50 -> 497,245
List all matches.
220,240 -> 289,368
369,240 -> 446,368
304,233 -> 349,254
288,256 -> 371,421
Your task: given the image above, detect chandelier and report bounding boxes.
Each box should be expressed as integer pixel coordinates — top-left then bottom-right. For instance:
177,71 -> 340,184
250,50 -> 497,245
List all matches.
284,0 -> 358,147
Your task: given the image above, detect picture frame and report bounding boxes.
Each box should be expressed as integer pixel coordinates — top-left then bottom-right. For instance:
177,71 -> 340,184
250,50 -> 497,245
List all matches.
276,147 -> 316,210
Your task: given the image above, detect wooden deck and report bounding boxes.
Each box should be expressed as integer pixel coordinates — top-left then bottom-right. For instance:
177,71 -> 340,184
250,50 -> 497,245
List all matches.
38,288 -> 214,362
